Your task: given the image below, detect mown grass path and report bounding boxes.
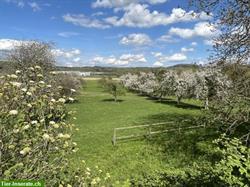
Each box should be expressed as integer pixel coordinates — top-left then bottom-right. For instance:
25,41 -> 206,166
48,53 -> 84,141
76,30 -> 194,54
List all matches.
68,80 -> 204,182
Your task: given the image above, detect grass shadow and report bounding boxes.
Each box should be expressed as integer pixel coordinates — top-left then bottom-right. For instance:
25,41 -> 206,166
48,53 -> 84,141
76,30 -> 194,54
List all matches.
146,97 -> 202,110
140,112 -> 220,163
142,112 -> 197,124
101,98 -> 125,103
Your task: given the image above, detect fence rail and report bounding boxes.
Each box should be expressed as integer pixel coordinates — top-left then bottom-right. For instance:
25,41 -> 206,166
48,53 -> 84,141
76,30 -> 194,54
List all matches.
112,122 -> 205,145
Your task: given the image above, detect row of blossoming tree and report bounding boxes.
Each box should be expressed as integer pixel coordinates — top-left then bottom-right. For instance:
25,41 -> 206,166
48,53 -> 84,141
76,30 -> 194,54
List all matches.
120,67 -> 231,109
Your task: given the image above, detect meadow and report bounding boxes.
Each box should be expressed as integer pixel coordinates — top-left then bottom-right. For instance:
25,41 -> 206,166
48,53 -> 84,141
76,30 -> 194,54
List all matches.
69,80 -> 216,183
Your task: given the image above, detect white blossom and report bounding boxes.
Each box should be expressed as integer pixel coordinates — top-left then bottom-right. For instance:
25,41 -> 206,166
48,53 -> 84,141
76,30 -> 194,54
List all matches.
9,110 -> 18,115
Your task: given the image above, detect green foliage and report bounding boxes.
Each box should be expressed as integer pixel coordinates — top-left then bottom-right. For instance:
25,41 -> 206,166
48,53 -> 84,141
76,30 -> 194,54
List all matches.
213,135 -> 250,186
130,136 -> 250,187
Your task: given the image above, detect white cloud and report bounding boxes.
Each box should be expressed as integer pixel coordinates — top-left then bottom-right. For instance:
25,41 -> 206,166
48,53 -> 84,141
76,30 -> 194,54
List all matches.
92,0 -> 167,8
152,51 -> 187,63
0,39 -> 29,50
58,32 -> 80,38
51,48 -> 82,66
28,2 -> 41,12
152,52 -> 162,58
63,14 -> 110,29
181,47 -> 194,53
204,39 -> 214,46
157,34 -> 179,43
4,0 -> 25,8
191,42 -> 197,46
105,5 -> 211,28
120,33 -> 152,46
91,11 -> 105,17
169,22 -> 218,39
167,53 -> 187,62
51,49 -> 81,59
73,57 -> 81,62
153,61 -> 163,66
92,53 -> 147,66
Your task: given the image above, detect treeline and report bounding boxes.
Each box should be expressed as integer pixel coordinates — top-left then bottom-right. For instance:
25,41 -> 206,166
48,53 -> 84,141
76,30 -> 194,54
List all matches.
120,67 -> 231,109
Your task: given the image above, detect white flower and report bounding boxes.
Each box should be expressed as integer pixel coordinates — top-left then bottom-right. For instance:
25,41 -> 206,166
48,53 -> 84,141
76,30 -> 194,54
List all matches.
91,180 -> 97,185
35,65 -> 41,69
39,81 -> 45,84
64,134 -> 71,139
47,84 -> 52,88
69,97 -> 74,102
28,67 -> 34,71
27,104 -> 32,108
57,133 -> 64,138
20,147 -> 31,155
58,86 -> 63,89
31,120 -> 38,125
72,149 -> 78,153
106,173 -> 110,178
53,124 -> 59,128
9,110 -> 18,115
23,124 -> 30,130
13,129 -> 19,133
29,80 -> 34,84
15,70 -> 21,74
49,121 -> 55,125
50,71 -> 56,75
42,133 -> 50,140
70,89 -> 76,92
21,88 -> 27,92
11,82 -> 21,87
8,145 -> 15,149
58,98 -> 66,103
26,92 -> 32,96
51,98 -> 56,102
10,74 -> 18,79
37,74 -> 43,78
96,177 -> 101,182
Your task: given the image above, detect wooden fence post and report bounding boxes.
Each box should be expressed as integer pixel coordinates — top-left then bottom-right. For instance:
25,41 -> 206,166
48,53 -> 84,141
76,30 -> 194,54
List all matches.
112,128 -> 116,145
148,126 -> 152,139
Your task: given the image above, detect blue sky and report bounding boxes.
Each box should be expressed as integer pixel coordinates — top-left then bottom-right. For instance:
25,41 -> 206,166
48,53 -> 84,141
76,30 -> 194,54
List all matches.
0,0 -> 218,67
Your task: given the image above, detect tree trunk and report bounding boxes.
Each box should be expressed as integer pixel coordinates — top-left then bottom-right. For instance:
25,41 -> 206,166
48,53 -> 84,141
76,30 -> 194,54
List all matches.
177,96 -> 181,105
204,97 -> 209,109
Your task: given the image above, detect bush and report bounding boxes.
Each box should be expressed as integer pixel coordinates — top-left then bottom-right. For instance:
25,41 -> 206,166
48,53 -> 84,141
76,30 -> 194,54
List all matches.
0,66 -> 110,186
99,77 -> 125,102
130,136 -> 250,187
54,73 -> 85,102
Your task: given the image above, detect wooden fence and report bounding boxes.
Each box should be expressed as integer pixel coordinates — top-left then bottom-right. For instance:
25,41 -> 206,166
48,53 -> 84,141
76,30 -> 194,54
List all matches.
112,122 -> 205,145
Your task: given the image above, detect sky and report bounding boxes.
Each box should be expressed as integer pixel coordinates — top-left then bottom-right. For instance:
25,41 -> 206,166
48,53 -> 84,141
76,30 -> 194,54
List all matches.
0,0 -> 219,67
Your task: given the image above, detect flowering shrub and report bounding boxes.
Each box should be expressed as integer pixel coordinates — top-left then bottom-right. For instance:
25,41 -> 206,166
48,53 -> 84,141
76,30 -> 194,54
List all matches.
54,73 -> 84,101
0,66 -> 110,186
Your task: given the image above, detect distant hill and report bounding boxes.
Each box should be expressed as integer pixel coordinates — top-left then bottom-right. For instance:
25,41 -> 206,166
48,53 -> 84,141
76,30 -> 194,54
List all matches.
0,61 -> 200,76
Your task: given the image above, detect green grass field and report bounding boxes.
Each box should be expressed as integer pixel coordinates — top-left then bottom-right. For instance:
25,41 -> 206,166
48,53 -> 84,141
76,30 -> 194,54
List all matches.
68,80 -> 215,183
